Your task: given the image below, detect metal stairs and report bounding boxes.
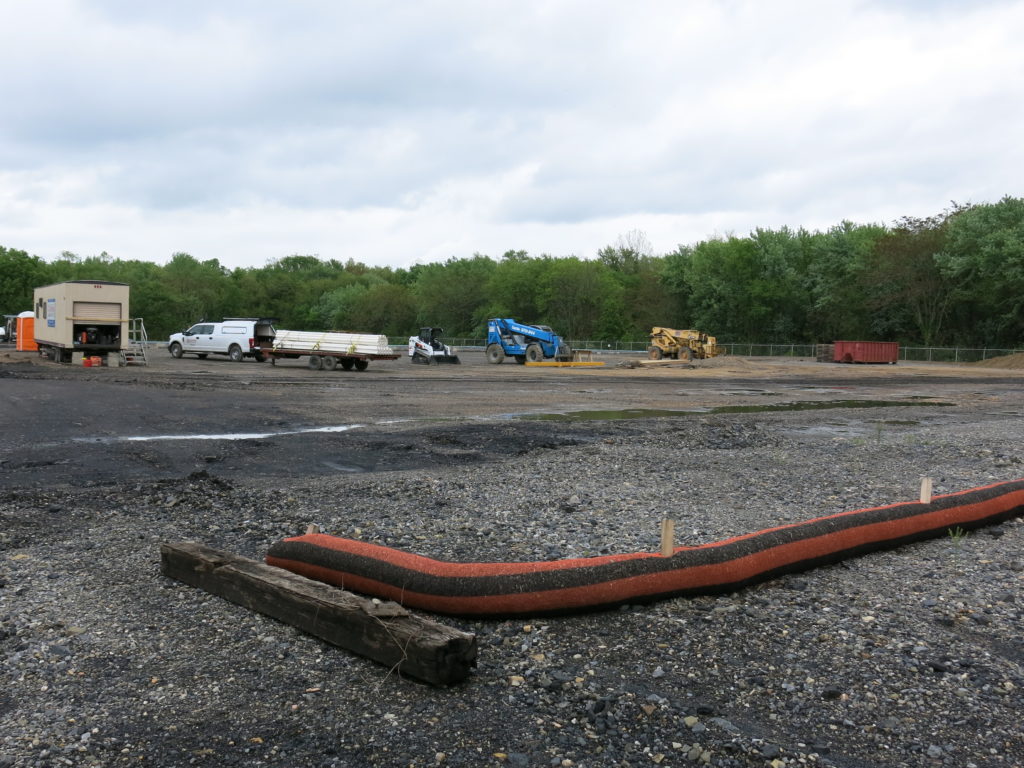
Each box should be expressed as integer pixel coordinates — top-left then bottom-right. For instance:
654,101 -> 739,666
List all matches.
121,318 -> 149,366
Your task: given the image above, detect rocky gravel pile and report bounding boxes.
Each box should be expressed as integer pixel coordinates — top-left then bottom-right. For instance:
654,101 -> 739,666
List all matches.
1,408 -> 1022,767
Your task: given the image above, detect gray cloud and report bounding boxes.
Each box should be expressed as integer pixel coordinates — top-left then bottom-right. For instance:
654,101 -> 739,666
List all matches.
0,0 -> 1021,267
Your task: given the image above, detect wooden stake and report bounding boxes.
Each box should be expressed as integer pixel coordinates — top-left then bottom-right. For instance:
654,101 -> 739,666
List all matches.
160,541 -> 477,686
920,477 -> 933,504
660,519 -> 675,557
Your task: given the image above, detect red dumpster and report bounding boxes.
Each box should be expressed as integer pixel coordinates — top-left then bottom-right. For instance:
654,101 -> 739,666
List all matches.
833,341 -> 898,364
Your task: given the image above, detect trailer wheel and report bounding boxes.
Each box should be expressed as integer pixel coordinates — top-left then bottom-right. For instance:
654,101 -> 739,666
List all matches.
647,346 -> 663,360
340,359 -> 354,371
354,359 -> 369,371
322,355 -> 338,371
169,342 -> 183,359
228,344 -> 243,362
486,344 -> 505,364
525,344 -> 543,363
308,355 -> 323,370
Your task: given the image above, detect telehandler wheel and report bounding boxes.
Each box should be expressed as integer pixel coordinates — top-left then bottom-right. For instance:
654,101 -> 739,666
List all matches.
647,346 -> 663,360
525,344 -> 543,363
678,347 -> 693,362
321,355 -> 338,371
308,355 -> 323,370
486,343 -> 505,364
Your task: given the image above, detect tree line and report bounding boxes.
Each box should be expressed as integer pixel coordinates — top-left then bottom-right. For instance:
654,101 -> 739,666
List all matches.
1,196 -> 1022,347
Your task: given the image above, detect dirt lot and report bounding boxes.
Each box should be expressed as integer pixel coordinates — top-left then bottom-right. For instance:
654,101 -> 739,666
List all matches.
2,346 -> 1022,488
2,345 -> 1023,768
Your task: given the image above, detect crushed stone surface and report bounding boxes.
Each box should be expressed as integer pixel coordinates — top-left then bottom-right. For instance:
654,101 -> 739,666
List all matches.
1,351 -> 1022,767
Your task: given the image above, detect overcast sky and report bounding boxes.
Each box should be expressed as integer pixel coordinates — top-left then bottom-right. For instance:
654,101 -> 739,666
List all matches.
2,0 -> 1022,270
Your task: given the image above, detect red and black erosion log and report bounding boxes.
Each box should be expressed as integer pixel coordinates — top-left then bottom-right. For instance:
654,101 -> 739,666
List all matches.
266,478 -> 1024,617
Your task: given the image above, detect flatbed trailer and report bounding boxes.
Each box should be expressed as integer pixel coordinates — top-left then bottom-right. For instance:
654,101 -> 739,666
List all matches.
259,329 -> 399,371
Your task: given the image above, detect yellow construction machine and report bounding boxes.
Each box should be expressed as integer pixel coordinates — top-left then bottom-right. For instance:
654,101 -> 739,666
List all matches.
647,327 -> 722,361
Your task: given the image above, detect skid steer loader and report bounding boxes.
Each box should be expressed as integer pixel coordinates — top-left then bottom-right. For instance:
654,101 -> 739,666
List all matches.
408,327 -> 461,364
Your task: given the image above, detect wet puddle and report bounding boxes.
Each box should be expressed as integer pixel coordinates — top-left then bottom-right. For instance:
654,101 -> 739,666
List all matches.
525,400 -> 954,421
75,424 -> 364,444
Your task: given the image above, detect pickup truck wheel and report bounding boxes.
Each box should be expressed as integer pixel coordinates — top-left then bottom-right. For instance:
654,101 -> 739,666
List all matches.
486,344 -> 505,364
321,355 -> 338,371
169,342 -> 183,359
228,344 -> 243,362
525,344 -> 543,363
354,359 -> 369,371
308,355 -> 323,370
647,346 -> 663,360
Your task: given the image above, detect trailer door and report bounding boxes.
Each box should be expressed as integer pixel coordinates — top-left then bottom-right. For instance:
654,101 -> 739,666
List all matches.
73,301 -> 123,322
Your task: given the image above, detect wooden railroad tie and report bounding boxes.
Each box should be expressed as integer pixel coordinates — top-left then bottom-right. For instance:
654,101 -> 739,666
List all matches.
160,541 -> 477,686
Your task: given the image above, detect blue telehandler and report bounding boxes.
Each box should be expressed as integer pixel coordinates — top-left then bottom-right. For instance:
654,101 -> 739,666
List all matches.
485,318 -> 573,364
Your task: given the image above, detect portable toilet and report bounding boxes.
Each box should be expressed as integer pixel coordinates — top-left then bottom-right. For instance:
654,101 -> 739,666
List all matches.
15,310 -> 37,351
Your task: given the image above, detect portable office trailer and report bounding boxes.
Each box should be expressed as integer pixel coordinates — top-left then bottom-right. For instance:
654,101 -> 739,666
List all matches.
33,281 -> 130,363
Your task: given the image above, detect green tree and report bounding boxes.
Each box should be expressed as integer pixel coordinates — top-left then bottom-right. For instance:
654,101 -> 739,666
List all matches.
0,246 -> 47,314
347,282 -> 418,338
806,221 -> 886,342
538,257 -> 625,339
598,232 -> 675,340
660,245 -> 695,328
939,196 -> 1024,347
864,209 -> 964,345
413,255 -> 497,335
483,251 -> 547,323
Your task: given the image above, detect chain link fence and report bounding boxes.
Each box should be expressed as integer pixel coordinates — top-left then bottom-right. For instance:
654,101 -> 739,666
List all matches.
441,337 -> 1022,363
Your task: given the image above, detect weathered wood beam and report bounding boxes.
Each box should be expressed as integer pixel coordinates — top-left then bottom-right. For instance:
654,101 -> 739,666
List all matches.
160,541 -> 477,686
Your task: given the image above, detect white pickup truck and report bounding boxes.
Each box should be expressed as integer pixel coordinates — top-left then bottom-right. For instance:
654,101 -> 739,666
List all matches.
167,318 -> 276,362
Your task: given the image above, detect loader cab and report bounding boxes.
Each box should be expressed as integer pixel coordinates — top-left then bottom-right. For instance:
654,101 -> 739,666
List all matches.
420,327 -> 445,350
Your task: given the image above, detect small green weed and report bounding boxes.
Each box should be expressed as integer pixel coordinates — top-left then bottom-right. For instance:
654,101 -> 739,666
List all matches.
948,526 -> 968,548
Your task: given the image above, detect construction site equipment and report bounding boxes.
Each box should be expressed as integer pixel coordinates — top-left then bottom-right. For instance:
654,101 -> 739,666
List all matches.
1,314 -> 16,343
819,341 -> 899,364
32,281 -> 129,363
647,327 -> 721,361
408,327 -> 461,364
121,318 -> 150,366
485,318 -> 572,365
260,329 -> 399,371
168,318 -> 277,362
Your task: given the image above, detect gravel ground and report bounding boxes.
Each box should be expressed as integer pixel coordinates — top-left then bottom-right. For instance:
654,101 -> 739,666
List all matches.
1,360 -> 1023,768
